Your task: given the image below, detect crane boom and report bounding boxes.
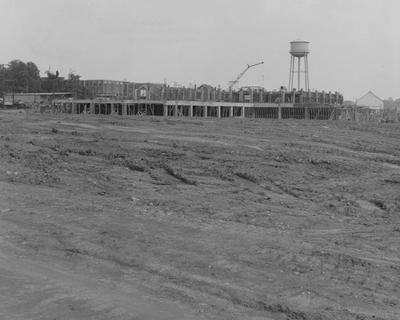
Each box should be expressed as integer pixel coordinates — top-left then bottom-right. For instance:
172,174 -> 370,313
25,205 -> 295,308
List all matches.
228,61 -> 264,90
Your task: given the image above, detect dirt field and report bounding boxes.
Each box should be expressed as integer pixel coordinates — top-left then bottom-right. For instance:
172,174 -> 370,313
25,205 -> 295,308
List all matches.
0,110 -> 399,320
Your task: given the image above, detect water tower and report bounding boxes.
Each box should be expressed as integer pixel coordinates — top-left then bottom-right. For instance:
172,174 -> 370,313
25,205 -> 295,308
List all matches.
288,40 -> 310,91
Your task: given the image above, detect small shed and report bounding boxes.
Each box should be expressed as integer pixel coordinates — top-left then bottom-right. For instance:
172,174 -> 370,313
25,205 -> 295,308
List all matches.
356,91 -> 383,110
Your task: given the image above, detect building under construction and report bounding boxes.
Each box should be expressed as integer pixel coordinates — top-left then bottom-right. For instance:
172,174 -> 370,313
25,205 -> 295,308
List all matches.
53,82 -> 343,120
53,41 -> 345,120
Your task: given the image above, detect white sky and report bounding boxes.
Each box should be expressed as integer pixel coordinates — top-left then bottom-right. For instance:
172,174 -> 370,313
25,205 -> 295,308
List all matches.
1,0 -> 400,100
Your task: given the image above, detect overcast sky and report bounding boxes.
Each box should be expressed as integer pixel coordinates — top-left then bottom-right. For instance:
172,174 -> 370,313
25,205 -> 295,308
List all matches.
1,0 -> 399,100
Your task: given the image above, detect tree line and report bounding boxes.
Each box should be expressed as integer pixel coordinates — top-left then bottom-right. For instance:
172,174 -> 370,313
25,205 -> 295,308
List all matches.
0,60 -> 83,96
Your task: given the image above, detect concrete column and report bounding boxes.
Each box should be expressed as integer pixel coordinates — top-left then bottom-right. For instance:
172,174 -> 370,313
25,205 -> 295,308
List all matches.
217,106 -> 221,118
90,102 -> 95,115
122,103 -> 127,116
241,106 -> 245,118
173,104 -> 177,117
163,104 -> 168,117
83,104 -> 87,114
204,106 -> 208,118
278,106 -> 282,120
189,104 -> 193,117
229,106 -> 233,118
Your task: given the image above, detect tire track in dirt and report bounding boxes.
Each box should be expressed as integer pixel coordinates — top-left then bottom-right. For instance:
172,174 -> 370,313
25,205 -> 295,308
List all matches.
0,239 -> 204,320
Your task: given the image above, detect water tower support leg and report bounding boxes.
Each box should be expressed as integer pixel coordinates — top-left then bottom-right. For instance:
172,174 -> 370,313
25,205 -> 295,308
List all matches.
290,56 -> 295,90
288,55 -> 293,90
297,57 -> 301,90
305,55 -> 309,91
292,57 -> 295,90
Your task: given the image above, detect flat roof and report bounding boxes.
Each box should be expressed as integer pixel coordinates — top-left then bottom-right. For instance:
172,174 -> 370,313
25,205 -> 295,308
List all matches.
9,92 -> 73,96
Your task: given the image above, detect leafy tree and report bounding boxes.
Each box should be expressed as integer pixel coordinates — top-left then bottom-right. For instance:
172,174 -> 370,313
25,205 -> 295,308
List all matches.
0,64 -> 7,94
67,72 -> 80,81
41,69 -> 63,93
45,70 -> 59,79
6,60 -> 28,92
0,60 -> 85,97
26,62 -> 41,92
1,60 -> 41,93
65,72 -> 84,98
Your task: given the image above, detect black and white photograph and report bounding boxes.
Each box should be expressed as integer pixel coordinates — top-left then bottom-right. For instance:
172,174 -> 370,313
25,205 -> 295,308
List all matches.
0,0 -> 399,319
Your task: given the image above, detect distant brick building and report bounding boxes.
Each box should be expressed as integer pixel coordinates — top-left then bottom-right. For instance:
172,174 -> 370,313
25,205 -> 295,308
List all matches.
81,80 -> 133,99
80,80 -> 165,100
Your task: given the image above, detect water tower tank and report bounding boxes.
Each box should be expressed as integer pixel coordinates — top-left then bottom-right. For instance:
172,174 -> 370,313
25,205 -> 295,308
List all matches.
290,40 -> 310,57
288,40 -> 310,91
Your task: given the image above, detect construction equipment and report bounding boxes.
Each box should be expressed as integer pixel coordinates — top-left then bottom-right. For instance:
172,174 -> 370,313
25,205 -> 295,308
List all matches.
228,61 -> 264,90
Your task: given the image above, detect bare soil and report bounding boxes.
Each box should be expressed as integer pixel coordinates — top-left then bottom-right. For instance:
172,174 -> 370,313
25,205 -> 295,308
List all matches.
1,110 -> 400,320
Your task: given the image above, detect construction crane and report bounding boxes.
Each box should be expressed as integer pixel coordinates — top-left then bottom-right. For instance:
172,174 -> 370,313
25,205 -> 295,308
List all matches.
228,61 -> 264,90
